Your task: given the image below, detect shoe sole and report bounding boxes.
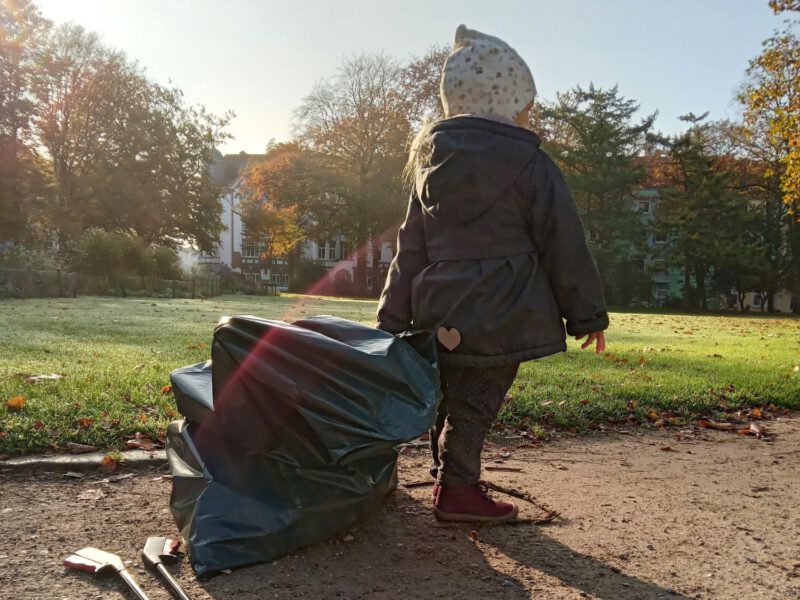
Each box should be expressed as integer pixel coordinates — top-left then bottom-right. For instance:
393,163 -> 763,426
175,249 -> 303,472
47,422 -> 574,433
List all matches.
433,505 -> 519,524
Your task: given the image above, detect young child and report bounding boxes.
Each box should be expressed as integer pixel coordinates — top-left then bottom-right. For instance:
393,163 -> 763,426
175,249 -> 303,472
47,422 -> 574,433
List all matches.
377,25 -> 608,523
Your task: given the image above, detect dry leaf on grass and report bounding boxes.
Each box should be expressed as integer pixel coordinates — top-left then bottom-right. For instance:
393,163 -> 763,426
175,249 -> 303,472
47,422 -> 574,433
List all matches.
25,373 -> 64,383
5,396 -> 26,411
124,432 -> 163,451
65,442 -> 98,454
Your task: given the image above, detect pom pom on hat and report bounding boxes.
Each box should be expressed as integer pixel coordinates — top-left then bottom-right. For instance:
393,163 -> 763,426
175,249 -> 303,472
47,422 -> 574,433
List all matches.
440,24 -> 536,122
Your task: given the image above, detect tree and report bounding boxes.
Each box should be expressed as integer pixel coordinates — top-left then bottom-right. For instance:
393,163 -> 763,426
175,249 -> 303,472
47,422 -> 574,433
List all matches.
239,200 -> 304,279
739,18 -> 799,208
402,44 -> 450,125
293,54 -> 411,295
0,0 -> 51,244
652,115 -> 757,310
769,0 -> 800,13
31,23 -> 231,254
533,84 -> 656,305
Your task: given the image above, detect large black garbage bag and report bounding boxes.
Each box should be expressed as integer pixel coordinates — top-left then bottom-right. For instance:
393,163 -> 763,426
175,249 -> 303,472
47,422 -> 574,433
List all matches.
167,315 -> 440,577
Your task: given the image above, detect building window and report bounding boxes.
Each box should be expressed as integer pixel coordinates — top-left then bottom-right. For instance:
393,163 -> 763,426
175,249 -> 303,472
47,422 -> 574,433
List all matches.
243,272 -> 258,283
317,241 -> 326,260
242,242 -> 259,260
654,282 -> 669,300
366,275 -> 373,290
334,270 -> 351,285
271,273 -> 289,285
637,200 -> 651,213
328,240 -> 337,260
338,243 -> 349,261
654,231 -> 667,244
752,293 -> 762,307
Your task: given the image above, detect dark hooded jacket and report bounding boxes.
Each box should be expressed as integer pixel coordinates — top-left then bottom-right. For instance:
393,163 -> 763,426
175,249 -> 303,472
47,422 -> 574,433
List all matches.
376,116 -> 608,366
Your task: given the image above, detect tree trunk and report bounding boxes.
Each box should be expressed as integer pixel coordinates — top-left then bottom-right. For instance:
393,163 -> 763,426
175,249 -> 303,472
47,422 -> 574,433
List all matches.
683,259 -> 692,310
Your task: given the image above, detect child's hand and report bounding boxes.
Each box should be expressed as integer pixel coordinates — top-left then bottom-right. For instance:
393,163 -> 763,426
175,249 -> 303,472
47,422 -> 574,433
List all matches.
575,331 -> 605,355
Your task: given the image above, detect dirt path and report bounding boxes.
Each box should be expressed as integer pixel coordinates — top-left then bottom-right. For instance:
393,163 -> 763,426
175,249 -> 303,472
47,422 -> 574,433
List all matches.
1,419 -> 799,600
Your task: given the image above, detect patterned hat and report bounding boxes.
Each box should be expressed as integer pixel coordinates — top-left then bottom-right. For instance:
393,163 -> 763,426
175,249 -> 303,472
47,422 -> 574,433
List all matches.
440,24 -> 536,123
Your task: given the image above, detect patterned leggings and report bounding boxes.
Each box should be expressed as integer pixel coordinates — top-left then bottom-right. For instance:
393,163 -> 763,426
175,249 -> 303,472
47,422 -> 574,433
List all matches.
429,363 -> 520,487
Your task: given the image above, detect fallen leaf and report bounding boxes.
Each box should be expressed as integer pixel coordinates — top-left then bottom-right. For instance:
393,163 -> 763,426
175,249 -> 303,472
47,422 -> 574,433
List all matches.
134,363 -> 145,371
750,407 -> 763,420
579,399 -> 590,406
748,422 -> 768,439
698,419 -> 738,431
342,534 -> 355,543
660,446 -> 673,452
125,432 -> 162,451
468,530 -> 479,542
160,385 -> 172,395
66,442 -> 98,454
499,448 -> 511,459
78,489 -> 105,501
541,400 -> 553,407
5,396 -> 26,411
75,418 -> 94,428
99,455 -> 121,472
637,357 -> 646,366
33,421 -> 45,431
64,472 -> 84,479
647,409 -> 659,421
102,473 -> 134,483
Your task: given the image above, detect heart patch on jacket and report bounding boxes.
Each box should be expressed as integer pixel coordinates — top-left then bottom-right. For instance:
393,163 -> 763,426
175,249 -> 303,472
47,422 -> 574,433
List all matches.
436,326 -> 461,351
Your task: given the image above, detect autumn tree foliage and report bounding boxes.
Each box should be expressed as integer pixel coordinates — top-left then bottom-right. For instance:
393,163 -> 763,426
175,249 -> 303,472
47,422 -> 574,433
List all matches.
293,54 -> 412,294
739,13 -> 799,210
0,3 -> 231,262
0,0 -> 51,244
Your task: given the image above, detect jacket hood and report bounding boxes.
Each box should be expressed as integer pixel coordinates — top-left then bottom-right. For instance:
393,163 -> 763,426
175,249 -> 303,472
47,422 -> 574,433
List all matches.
414,116 -> 541,223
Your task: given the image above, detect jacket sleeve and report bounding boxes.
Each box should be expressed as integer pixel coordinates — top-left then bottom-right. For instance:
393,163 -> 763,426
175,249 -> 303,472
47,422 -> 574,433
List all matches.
530,152 -> 609,337
376,192 -> 429,334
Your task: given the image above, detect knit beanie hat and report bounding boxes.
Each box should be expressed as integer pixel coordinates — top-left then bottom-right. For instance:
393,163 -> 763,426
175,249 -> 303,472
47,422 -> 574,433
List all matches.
440,24 -> 536,123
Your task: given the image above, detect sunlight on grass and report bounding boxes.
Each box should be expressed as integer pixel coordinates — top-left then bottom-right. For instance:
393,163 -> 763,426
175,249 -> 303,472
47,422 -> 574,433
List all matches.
1,296 -> 798,454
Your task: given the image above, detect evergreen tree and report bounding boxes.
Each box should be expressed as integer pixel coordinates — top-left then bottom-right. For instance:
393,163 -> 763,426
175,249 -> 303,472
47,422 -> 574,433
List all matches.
533,84 -> 656,305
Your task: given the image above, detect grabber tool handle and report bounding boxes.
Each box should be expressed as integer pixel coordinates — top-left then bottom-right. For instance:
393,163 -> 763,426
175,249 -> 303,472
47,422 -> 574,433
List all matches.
155,563 -> 192,600
118,568 -> 152,600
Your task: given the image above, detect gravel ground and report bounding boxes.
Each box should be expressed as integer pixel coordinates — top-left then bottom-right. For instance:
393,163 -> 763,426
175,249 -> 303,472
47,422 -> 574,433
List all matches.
1,418 -> 798,599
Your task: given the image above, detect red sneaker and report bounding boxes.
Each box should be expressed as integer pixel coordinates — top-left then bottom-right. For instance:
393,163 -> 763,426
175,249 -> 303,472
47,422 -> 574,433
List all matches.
433,482 -> 440,499
434,483 -> 518,523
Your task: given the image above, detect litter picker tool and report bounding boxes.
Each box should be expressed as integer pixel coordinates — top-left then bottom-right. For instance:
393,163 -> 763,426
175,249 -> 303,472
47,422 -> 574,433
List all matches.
64,547 -> 151,600
142,537 -> 192,600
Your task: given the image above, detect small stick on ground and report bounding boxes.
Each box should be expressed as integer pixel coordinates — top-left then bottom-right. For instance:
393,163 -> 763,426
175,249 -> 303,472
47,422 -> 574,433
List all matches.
485,466 -> 523,472
482,480 -> 562,524
402,480 -> 434,489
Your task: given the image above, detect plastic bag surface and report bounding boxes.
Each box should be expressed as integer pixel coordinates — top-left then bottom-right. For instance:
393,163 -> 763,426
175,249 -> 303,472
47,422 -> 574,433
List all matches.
167,315 -> 439,576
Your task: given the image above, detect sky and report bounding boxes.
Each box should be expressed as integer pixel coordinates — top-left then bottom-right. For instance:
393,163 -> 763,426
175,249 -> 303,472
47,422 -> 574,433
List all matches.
34,0 -> 791,155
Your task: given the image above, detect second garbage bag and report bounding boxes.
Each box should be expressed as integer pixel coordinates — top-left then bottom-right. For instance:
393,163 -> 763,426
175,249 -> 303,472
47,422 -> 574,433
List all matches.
166,315 -> 440,577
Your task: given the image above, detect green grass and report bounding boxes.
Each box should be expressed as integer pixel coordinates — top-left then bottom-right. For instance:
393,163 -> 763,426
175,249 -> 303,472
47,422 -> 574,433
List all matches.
1,295 -> 798,454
